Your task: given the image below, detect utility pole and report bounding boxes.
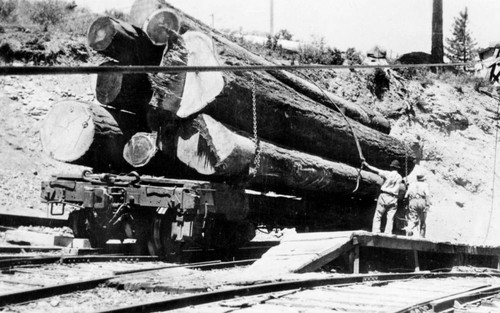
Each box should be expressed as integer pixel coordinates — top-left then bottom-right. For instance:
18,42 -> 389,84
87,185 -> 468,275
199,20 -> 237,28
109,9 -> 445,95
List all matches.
210,13 -> 215,28
431,0 -> 444,72
270,0 -> 274,35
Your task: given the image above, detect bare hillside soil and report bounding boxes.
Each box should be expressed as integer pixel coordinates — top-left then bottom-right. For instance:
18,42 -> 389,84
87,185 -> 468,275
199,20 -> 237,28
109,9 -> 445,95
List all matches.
1,28 -> 500,246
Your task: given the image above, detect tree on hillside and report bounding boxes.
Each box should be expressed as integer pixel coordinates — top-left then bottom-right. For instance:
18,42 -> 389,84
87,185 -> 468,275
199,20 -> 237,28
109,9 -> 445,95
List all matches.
445,7 -> 477,67
30,0 -> 64,31
266,29 -> 293,50
276,29 -> 293,41
431,0 -> 444,69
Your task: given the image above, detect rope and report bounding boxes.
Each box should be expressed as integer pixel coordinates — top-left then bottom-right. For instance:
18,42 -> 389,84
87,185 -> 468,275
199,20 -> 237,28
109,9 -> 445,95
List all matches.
484,93 -> 500,243
292,71 -> 365,193
0,62 -> 477,76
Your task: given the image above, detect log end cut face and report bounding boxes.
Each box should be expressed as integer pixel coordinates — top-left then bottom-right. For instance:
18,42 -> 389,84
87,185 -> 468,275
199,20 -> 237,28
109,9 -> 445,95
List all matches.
176,114 -> 253,176
144,9 -> 181,46
176,31 -> 224,118
95,61 -> 123,104
123,132 -> 158,167
88,16 -> 117,51
41,101 -> 96,162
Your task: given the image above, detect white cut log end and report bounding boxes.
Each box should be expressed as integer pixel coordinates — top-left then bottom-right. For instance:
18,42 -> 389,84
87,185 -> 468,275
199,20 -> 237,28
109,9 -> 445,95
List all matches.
123,132 -> 158,167
176,114 -> 252,175
176,131 -> 216,175
40,101 -> 95,162
176,31 -> 224,118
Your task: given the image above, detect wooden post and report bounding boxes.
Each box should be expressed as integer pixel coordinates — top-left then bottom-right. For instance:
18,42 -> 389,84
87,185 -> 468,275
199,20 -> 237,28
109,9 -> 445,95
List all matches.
350,245 -> 360,274
413,249 -> 420,272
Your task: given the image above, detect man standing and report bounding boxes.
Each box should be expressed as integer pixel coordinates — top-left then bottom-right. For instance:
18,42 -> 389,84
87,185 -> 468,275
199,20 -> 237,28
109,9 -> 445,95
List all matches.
363,160 -> 403,234
405,173 -> 430,238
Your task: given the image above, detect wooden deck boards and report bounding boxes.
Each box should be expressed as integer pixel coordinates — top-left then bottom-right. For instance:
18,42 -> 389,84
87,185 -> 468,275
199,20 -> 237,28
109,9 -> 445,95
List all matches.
248,231 -> 500,275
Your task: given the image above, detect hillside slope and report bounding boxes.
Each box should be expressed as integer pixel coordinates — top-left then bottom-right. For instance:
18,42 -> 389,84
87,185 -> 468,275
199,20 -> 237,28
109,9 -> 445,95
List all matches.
326,68 -> 500,244
1,29 -> 499,245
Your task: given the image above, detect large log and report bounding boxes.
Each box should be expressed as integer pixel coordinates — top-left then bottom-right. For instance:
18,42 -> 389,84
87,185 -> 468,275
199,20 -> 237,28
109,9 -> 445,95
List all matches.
40,101 -> 139,171
138,2 -> 390,133
176,114 -> 383,198
93,61 -> 153,119
87,16 -> 164,65
148,30 -> 224,117
143,9 -> 181,45
150,33 -> 415,172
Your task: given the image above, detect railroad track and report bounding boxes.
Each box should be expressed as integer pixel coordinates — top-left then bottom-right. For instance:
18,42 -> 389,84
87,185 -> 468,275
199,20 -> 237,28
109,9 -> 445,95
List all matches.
2,264 -> 500,312
0,258 -> 256,310
98,272 -> 500,313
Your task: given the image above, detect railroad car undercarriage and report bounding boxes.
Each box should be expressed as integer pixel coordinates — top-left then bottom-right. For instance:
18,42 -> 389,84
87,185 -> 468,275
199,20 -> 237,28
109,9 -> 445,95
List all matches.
41,171 -> 376,258
41,171 -> 257,257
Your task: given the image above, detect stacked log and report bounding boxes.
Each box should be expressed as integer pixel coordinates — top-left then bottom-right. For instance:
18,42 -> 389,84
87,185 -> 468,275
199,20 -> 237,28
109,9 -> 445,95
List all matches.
141,2 -> 391,134
41,4 -> 416,200
40,100 -> 138,171
177,114 -> 383,197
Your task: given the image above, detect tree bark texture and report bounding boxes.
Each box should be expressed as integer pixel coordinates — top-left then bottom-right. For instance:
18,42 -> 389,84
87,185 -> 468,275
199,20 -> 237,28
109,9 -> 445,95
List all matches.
176,114 -> 383,198
94,61 -> 153,121
146,21 -> 415,172
88,16 -> 164,65
200,69 -> 415,173
140,0 -> 391,133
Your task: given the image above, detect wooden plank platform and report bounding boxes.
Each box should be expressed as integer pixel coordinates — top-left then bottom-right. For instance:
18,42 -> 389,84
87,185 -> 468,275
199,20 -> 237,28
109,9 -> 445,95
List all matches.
248,231 -> 355,275
248,231 -> 500,276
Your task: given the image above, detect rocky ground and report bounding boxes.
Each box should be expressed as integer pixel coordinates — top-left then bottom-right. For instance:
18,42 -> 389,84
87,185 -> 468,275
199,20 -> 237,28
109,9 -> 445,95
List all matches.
1,27 -> 500,246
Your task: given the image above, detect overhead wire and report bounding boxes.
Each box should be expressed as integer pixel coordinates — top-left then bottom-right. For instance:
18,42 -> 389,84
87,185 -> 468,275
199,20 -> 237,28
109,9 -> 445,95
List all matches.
0,62 -> 478,76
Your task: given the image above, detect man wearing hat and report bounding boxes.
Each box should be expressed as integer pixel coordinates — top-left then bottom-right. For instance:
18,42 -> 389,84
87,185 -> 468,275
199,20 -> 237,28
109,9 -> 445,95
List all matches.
405,172 -> 430,238
363,160 -> 403,234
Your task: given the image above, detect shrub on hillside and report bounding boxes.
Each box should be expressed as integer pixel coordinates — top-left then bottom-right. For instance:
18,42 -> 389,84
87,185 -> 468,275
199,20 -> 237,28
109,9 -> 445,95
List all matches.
59,7 -> 99,35
344,47 -> 363,65
104,8 -> 130,22
29,0 -> 64,31
298,37 -> 344,65
0,0 -> 18,22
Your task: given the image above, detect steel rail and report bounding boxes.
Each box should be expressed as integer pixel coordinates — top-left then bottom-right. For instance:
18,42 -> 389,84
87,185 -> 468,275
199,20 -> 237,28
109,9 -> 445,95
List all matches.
0,256 -> 61,269
60,255 -> 160,263
0,245 -> 64,253
0,276 -> 111,307
0,255 -> 161,269
395,285 -> 500,313
0,62 -> 476,76
0,259 -> 256,307
94,272 -> 500,313
113,259 -> 257,275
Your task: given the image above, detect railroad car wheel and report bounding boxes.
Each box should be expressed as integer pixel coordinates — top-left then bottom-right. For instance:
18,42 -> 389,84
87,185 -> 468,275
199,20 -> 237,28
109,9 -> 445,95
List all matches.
68,210 -> 106,248
69,210 -> 89,238
148,209 -> 182,260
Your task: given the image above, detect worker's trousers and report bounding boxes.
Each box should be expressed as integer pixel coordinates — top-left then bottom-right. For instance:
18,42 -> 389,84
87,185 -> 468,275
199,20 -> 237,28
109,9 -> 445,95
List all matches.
372,196 -> 397,234
407,199 -> 427,238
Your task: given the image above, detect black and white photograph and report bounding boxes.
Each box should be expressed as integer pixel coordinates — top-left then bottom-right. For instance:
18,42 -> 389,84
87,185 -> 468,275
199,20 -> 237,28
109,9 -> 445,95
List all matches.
2,0 -> 500,311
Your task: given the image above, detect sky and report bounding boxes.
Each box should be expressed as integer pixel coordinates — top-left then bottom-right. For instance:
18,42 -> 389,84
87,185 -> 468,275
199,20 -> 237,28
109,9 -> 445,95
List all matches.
74,0 -> 500,56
